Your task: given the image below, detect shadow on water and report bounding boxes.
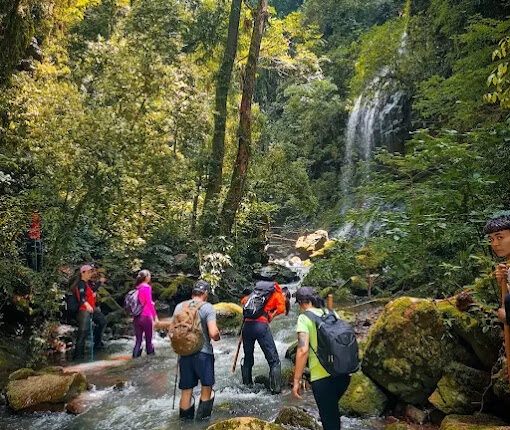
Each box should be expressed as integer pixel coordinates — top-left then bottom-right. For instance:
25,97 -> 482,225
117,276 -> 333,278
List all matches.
0,269 -> 380,430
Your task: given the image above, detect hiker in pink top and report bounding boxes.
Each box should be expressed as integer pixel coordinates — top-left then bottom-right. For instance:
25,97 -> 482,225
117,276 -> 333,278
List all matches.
133,269 -> 159,358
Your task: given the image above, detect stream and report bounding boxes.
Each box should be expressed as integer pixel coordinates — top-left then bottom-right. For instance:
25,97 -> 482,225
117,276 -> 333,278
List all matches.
0,267 -> 380,430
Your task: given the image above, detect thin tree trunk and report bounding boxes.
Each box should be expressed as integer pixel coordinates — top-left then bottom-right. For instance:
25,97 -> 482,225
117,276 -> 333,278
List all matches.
220,0 -> 268,235
201,0 -> 243,234
191,171 -> 203,238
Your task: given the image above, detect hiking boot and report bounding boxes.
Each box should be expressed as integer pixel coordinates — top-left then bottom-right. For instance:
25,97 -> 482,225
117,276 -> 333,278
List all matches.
269,364 -> 281,394
132,348 -> 142,358
179,398 -> 195,420
195,391 -> 215,420
241,363 -> 253,385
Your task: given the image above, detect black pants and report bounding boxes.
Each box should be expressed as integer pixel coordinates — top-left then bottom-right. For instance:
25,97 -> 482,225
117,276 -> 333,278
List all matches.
73,309 -> 106,358
242,321 -> 280,371
311,374 -> 351,430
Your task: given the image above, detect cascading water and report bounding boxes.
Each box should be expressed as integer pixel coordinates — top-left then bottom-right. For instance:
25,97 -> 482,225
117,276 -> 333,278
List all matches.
0,265 -> 378,430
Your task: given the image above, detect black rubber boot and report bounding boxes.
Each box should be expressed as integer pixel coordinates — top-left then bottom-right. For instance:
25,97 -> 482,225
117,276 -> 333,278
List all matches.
179,397 -> 195,420
195,390 -> 215,420
269,363 -> 281,394
132,348 -> 142,358
241,362 -> 253,385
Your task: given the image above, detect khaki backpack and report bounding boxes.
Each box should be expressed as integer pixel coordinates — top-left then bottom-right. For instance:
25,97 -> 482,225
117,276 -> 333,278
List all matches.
170,300 -> 206,356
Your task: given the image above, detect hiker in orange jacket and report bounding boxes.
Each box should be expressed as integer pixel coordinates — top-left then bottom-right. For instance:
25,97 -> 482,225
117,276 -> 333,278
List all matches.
241,281 -> 286,393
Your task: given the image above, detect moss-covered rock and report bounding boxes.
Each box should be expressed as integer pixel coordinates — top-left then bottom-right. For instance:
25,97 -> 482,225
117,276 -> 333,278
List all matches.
428,362 -> 491,414
362,297 -> 479,404
213,303 -> 243,334
285,340 -> 297,363
281,366 -> 295,387
338,371 -> 388,417
384,424 -> 415,430
95,286 -> 123,312
274,406 -> 321,429
8,368 -> 37,382
439,413 -> 510,430
310,239 -> 337,258
7,371 -> 87,412
206,417 -> 285,430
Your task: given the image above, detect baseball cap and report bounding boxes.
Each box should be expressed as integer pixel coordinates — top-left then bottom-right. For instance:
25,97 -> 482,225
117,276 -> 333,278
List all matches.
295,286 -> 315,302
80,264 -> 94,273
193,280 -> 210,294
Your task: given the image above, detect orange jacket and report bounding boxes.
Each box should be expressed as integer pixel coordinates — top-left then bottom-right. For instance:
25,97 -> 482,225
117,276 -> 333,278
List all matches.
241,282 -> 286,323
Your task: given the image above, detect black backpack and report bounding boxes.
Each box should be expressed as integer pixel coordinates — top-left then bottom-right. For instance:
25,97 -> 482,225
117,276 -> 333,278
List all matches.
304,309 -> 359,375
243,281 -> 275,319
65,288 -> 80,320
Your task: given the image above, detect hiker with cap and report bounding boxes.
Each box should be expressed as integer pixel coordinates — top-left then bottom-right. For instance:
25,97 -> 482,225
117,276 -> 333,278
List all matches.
240,280 -> 286,393
292,286 -> 358,430
72,265 -> 106,360
171,280 -> 220,421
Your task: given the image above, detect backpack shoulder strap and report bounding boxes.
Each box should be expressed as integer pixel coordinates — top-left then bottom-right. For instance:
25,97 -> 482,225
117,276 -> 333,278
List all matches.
304,310 -> 324,326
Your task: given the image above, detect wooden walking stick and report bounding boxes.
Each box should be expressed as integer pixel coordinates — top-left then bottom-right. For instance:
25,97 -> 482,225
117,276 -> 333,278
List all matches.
327,294 -> 333,311
497,265 -> 510,386
172,361 -> 179,409
232,321 -> 245,373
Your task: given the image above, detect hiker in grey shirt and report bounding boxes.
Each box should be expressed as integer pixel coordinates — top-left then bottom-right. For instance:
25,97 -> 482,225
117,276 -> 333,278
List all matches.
172,280 -> 219,421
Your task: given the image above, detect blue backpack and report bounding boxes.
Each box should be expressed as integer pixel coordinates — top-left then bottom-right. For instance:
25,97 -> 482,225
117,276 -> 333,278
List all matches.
304,309 -> 359,375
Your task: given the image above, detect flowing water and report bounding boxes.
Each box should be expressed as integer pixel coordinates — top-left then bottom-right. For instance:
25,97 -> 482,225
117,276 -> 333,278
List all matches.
0,267 -> 379,430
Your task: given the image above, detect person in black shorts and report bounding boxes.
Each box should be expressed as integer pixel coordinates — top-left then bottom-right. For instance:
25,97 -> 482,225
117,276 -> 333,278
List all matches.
172,281 -> 220,420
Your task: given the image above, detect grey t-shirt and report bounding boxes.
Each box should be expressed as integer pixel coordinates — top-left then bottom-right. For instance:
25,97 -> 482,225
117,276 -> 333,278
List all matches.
172,299 -> 216,355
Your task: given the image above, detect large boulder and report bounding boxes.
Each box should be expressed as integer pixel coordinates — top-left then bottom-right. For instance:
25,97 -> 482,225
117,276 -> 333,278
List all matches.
295,230 -> 329,258
206,417 -> 284,430
338,371 -> 388,417
439,413 -> 510,430
274,407 -> 321,429
253,264 -> 299,284
362,297 -> 489,404
428,362 -> 491,414
6,369 -> 87,412
213,303 -> 243,334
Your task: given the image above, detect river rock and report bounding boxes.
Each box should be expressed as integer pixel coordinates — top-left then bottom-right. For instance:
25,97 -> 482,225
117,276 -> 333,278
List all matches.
285,340 -> 297,363
274,406 -> 320,429
206,417 -> 285,430
428,362 -> 491,414
253,263 -> 299,283
295,230 -> 329,258
362,297 -> 483,404
439,413 -> 510,430
213,303 -> 243,333
7,370 -> 87,412
338,371 -> 388,417
65,393 -> 90,414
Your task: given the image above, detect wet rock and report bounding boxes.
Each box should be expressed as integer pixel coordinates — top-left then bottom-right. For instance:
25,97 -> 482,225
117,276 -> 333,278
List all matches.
253,264 -> 299,284
310,240 -> 336,258
404,404 -> 428,425
285,341 -> 297,363
338,371 -> 388,417
492,360 -> 510,410
439,413 -> 510,430
295,230 -> 329,259
254,374 -> 270,389
213,303 -> 243,334
7,371 -> 87,412
65,394 -> 89,415
428,362 -> 491,414
362,297 -> 490,404
274,406 -> 320,429
384,423 -> 415,430
281,366 -> 294,387
206,417 -> 285,430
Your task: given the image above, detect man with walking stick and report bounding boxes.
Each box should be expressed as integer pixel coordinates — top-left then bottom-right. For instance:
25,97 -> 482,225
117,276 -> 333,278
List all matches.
484,215 -> 510,386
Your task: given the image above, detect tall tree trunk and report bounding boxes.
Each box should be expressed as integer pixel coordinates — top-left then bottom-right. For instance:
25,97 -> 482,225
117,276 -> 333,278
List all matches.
201,0 -> 243,234
220,0 -> 268,235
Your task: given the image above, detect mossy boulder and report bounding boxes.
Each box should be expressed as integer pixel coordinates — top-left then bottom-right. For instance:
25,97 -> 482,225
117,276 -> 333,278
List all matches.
362,297 -> 479,404
439,413 -> 510,430
384,424 -> 415,430
253,264 -> 299,283
213,303 -> 243,334
8,368 -> 37,382
95,286 -> 123,312
274,406 -> 321,429
310,239 -> 337,258
7,371 -> 87,412
428,362 -> 491,414
206,417 -> 285,430
281,366 -> 295,387
296,230 -> 329,258
338,371 -> 388,417
285,340 -> 297,363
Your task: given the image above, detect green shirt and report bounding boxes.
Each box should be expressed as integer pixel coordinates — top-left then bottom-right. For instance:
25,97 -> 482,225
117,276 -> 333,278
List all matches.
296,307 -> 335,382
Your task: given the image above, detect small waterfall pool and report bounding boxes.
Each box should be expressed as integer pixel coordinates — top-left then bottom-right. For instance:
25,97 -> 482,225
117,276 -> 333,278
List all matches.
0,273 -> 380,430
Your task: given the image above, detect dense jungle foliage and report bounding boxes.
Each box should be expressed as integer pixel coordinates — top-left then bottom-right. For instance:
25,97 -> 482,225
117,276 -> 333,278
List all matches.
0,0 -> 509,360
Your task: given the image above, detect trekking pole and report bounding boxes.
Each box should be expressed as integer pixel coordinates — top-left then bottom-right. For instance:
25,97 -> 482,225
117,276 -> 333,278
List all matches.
231,321 -> 245,373
89,317 -> 94,361
172,360 -> 179,409
496,266 -> 510,387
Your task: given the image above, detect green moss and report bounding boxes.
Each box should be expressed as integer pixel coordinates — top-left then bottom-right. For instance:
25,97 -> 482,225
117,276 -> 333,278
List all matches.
8,368 -> 36,381
439,413 -> 510,430
206,417 -> 285,430
281,366 -> 295,387
384,424 -> 413,430
338,371 -> 388,417
213,302 -> 243,333
274,406 -> 320,429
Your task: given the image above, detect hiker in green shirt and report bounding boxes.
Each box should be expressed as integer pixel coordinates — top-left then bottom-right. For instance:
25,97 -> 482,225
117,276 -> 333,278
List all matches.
292,286 -> 351,430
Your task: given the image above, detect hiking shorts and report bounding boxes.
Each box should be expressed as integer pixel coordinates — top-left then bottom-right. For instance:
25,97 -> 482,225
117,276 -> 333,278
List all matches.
178,351 -> 215,389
